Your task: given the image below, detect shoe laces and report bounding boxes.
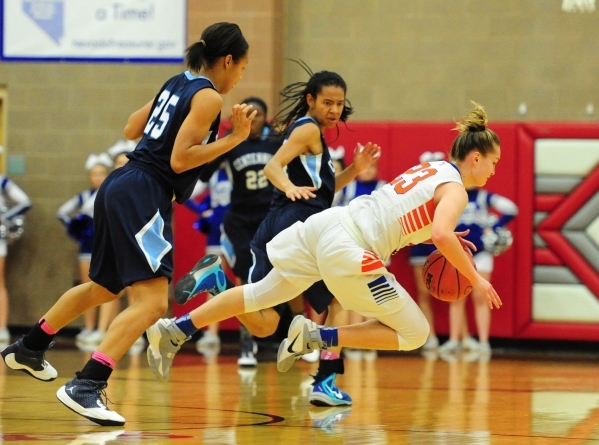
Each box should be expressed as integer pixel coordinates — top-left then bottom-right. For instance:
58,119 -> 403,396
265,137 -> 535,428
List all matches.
76,375 -> 114,407
39,341 -> 55,368
95,384 -> 113,407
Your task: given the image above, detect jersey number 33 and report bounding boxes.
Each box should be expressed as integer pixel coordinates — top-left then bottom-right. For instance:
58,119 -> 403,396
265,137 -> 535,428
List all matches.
390,163 -> 438,195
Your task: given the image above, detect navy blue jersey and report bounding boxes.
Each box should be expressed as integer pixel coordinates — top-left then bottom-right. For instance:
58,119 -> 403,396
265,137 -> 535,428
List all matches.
127,72 -> 221,204
223,126 -> 280,214
270,117 -> 335,211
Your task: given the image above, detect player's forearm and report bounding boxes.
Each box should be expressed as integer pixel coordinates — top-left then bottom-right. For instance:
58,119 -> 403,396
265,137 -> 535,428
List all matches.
432,233 -> 478,283
334,164 -> 359,192
171,134 -> 244,173
263,161 -> 294,193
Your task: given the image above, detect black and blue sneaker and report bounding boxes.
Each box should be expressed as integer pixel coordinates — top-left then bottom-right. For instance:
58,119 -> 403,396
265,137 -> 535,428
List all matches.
310,373 -> 352,406
173,254 -> 234,304
56,375 -> 125,426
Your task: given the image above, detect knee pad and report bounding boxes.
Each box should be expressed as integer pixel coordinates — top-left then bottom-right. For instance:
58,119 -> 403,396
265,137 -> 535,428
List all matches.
243,283 -> 262,313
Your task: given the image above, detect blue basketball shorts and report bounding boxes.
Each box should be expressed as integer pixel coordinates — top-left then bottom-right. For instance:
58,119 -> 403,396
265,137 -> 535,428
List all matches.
221,210 -> 266,282
89,165 -> 174,294
249,203 -> 334,315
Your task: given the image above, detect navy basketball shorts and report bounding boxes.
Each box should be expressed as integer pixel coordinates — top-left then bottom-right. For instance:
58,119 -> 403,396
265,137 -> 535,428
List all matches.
222,210 -> 266,282
249,203 -> 334,316
89,165 -> 174,294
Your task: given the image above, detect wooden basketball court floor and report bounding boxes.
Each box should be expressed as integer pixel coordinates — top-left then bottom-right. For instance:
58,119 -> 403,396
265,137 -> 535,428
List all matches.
1,341 -> 599,444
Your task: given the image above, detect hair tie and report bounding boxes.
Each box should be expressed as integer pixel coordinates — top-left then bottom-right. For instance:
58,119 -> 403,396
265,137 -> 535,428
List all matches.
199,39 -> 206,48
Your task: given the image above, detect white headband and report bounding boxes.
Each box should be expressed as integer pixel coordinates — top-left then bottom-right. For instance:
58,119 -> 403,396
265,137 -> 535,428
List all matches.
85,152 -> 113,170
419,151 -> 446,163
328,146 -> 345,161
107,140 -> 136,159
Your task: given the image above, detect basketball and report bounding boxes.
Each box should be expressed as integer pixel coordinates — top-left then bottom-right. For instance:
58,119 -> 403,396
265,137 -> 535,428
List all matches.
421,250 -> 475,302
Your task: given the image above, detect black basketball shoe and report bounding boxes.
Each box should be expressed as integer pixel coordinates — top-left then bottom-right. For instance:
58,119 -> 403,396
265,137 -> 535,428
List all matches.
1,338 -> 57,381
56,376 -> 125,426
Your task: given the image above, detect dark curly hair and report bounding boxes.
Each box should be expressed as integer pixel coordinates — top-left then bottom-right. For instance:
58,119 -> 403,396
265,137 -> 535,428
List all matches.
273,60 -> 353,137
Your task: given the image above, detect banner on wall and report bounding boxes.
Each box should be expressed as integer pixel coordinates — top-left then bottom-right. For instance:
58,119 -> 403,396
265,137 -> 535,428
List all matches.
0,0 -> 186,62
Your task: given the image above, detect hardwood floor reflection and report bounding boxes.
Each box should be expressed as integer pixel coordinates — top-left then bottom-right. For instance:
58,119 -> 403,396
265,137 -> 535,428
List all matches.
1,342 -> 599,444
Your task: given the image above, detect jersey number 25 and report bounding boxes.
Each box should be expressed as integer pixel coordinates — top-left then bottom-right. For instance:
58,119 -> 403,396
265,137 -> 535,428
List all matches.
144,90 -> 180,139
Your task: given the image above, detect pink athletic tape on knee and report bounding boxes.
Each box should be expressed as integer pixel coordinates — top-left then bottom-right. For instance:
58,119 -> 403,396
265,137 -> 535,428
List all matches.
91,351 -> 115,369
38,317 -> 58,335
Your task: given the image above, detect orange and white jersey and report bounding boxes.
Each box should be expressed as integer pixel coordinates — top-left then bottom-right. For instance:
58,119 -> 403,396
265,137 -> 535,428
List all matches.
347,161 -> 463,260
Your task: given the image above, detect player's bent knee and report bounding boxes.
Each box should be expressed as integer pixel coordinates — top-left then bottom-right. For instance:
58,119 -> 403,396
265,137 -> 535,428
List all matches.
413,323 -> 431,350
397,320 -> 430,351
249,323 -> 277,338
144,300 -> 169,323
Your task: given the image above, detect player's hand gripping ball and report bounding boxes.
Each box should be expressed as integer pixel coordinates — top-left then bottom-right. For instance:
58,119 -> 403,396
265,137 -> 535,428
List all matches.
422,250 -> 476,302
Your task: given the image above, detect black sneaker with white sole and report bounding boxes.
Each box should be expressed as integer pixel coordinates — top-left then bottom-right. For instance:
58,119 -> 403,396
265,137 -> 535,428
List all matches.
56,376 -> 125,426
237,324 -> 258,367
1,338 -> 57,381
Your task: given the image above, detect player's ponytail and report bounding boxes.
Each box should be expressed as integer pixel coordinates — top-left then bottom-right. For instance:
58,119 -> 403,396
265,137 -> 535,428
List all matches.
273,60 -> 354,136
450,101 -> 500,161
186,22 -> 248,72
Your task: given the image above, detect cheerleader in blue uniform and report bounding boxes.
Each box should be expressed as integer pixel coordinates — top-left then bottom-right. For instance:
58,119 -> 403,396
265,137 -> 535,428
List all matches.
187,166 -> 232,257
438,184 -> 517,356
337,160 -> 386,207
107,139 -> 137,169
329,146 -> 346,207
56,153 -> 113,343
185,165 -> 232,355
0,165 -> 32,343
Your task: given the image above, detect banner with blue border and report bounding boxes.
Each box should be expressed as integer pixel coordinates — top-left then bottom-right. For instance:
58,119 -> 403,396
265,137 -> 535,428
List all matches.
0,0 -> 186,62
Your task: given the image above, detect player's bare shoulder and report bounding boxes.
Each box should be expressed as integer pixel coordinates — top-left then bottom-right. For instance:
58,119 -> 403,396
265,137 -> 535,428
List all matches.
191,88 -> 223,114
286,121 -> 322,155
